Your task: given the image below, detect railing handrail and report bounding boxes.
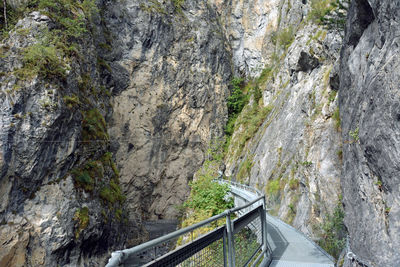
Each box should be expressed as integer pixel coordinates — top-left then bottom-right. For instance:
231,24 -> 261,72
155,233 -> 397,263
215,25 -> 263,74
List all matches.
106,180 -> 266,266
217,178 -> 263,197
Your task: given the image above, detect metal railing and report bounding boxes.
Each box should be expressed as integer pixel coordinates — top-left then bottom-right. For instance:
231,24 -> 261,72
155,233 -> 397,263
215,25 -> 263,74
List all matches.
106,179 -> 271,267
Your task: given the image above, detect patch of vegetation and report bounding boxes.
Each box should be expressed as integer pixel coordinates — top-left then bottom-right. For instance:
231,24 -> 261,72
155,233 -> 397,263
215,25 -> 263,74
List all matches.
301,161 -> 312,167
337,149 -> 343,161
171,0 -> 184,13
289,179 -> 299,190
0,0 -> 25,39
100,179 -> 126,204
7,0 -> 97,80
184,167 -> 233,217
73,206 -> 89,238
308,0 -> 350,32
115,208 -> 123,221
237,155 -> 254,182
317,199 -> 346,259
63,94 -> 80,108
231,104 -> 274,158
275,26 -> 295,50
225,77 -> 249,134
332,107 -> 341,131
349,127 -> 359,142
102,151 -> 120,178
140,0 -> 167,14
71,160 -> 103,191
18,38 -> 67,79
179,142 -> 233,243
265,179 -> 280,197
82,108 -> 108,142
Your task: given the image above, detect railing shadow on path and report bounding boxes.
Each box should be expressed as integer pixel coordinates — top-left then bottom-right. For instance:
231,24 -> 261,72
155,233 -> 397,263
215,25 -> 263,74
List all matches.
266,219 -> 289,261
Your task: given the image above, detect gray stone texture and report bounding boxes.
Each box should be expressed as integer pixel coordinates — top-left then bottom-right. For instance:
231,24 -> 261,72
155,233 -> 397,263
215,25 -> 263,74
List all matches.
340,0 -> 400,265
104,0 -> 231,220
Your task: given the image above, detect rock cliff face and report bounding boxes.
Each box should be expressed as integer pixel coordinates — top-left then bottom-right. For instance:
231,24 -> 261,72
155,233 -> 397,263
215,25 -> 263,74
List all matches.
340,0 -> 400,265
104,0 -> 231,220
0,8 -> 134,265
1,0 -> 400,265
0,0 -> 231,265
222,0 -> 343,238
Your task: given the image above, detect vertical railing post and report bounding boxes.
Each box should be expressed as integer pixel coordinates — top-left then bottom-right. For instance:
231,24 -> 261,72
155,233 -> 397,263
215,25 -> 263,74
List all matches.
226,211 -> 235,267
261,196 -> 269,259
223,227 -> 227,267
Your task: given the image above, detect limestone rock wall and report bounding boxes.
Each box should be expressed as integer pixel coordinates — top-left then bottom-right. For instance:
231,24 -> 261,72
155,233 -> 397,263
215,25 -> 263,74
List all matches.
340,0 -> 400,265
0,6 -> 140,266
104,0 -> 232,220
223,0 -> 343,238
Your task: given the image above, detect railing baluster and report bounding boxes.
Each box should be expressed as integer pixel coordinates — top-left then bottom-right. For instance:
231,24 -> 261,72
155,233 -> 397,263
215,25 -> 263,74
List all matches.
226,211 -> 234,267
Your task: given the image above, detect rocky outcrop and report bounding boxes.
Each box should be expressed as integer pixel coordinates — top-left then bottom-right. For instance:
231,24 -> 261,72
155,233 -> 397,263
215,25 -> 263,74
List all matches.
223,0 -> 343,239
0,7 -> 138,266
105,0 -> 231,220
0,0 -> 231,264
340,0 -> 400,265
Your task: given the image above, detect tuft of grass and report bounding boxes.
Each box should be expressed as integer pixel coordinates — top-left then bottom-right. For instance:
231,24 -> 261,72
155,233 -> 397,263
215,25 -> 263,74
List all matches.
74,207 -> 89,238
332,107 -> 341,131
19,40 -> 67,79
289,179 -> 299,190
82,109 -> 108,142
237,155 -> 254,182
63,94 -> 80,108
100,179 -> 126,204
276,26 -> 295,50
171,0 -> 185,13
265,179 -> 280,197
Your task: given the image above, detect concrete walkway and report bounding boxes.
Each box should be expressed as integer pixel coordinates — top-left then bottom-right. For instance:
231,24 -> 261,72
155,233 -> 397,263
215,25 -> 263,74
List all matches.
266,213 -> 334,267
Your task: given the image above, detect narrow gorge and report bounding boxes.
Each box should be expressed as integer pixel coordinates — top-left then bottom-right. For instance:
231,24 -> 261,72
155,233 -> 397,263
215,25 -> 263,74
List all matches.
0,0 -> 398,266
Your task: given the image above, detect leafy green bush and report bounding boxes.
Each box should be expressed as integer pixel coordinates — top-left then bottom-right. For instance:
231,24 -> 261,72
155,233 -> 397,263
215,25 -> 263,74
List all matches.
185,172 -> 233,216
227,77 -> 248,116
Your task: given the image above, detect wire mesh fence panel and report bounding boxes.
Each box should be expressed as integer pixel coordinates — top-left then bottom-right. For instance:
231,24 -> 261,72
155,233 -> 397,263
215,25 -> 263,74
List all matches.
177,238 -> 225,267
143,226 -> 226,267
234,215 -> 262,267
123,240 -> 178,267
